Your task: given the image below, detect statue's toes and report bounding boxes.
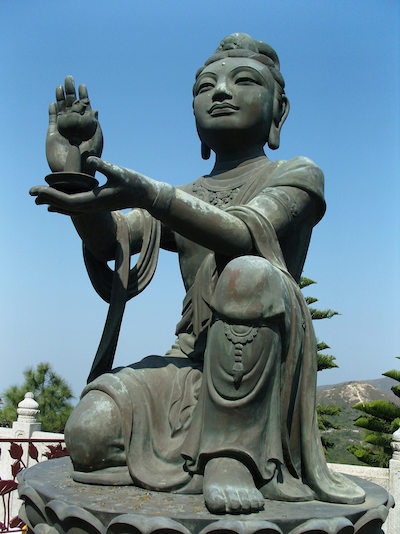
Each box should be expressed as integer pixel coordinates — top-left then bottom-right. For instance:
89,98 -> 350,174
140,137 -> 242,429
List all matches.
225,488 -> 264,514
205,486 -> 227,514
225,489 -> 242,514
236,488 -> 251,513
249,488 -> 265,512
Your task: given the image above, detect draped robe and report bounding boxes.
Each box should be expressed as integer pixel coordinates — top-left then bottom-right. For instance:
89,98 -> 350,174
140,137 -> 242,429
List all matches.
76,156 -> 365,504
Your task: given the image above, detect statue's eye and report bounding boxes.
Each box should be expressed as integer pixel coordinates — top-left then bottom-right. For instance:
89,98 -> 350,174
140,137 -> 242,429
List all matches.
196,82 -> 215,95
235,77 -> 260,85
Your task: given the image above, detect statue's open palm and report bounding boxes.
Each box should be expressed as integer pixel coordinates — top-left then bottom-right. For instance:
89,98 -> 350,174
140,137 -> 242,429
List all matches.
46,76 -> 103,175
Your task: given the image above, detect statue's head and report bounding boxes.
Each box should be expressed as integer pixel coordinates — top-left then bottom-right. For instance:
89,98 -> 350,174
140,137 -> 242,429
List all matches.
193,33 -> 289,159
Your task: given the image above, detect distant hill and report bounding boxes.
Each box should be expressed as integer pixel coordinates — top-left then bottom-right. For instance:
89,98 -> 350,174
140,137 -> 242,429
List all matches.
364,377 -> 399,396
316,378 -> 400,466
317,376 -> 399,395
317,379 -> 400,406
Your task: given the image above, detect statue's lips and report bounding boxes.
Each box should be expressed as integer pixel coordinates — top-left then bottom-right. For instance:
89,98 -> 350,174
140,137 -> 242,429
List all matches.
208,103 -> 239,115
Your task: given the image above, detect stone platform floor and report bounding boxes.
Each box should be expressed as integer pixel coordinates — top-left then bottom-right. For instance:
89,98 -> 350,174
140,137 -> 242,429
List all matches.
18,457 -> 393,534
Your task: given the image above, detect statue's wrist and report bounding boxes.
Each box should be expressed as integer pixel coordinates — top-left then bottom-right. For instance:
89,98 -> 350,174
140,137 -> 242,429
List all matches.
149,182 -> 175,216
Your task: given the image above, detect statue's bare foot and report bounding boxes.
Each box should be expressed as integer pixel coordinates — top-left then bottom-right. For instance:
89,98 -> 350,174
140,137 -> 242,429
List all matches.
204,458 -> 264,514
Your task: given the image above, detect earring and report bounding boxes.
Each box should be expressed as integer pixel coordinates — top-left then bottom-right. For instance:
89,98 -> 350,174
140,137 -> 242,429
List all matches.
201,141 -> 211,160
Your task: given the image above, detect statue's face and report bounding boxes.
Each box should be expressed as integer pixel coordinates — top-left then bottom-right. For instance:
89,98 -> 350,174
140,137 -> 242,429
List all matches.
193,57 -> 276,153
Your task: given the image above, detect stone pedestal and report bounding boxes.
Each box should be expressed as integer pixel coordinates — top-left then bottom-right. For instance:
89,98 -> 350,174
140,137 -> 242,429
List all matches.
12,392 -> 41,438
18,458 -> 393,534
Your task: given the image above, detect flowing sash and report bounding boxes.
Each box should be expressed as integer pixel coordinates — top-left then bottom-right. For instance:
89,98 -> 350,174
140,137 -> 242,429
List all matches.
84,211 -> 161,383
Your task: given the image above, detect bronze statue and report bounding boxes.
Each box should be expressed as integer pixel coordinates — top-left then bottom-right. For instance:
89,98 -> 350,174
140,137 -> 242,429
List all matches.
30,33 -> 365,515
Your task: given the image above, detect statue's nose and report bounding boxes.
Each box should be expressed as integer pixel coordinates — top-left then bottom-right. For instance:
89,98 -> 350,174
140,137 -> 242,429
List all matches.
212,80 -> 233,101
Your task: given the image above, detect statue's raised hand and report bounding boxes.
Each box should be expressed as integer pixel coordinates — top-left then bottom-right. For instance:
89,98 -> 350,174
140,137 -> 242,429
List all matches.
46,76 -> 103,176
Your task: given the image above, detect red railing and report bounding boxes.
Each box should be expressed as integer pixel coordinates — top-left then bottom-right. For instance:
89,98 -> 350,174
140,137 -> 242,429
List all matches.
0,438 -> 68,533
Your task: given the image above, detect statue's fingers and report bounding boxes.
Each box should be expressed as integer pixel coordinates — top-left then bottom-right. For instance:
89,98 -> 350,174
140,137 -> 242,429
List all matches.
30,185 -> 96,212
78,84 -> 88,99
86,157 -> 123,181
34,193 -> 66,206
64,75 -> 77,107
48,102 -> 57,129
31,186 -> 72,207
30,185 -> 61,198
78,84 -> 92,110
29,185 -> 43,196
48,206 -> 84,216
56,85 -> 66,113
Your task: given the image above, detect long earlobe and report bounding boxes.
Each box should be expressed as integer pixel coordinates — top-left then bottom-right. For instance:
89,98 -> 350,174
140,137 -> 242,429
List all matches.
201,141 -> 211,160
268,95 -> 290,150
268,128 -> 280,150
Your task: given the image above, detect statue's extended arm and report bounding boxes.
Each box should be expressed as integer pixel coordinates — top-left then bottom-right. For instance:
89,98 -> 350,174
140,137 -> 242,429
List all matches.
31,157 -> 315,260
31,77 -> 314,261
149,183 -> 314,256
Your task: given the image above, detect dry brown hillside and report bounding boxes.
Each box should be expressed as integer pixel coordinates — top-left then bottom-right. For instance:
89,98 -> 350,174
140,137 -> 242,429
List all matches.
317,380 -> 400,408
316,379 -> 400,465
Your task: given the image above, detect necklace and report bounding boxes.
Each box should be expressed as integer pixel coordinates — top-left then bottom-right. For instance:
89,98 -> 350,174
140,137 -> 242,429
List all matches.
192,180 -> 243,209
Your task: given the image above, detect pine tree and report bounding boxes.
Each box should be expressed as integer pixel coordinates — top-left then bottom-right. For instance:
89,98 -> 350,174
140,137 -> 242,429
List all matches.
300,277 -> 339,373
300,277 -> 342,451
317,404 -> 343,450
0,362 -> 74,433
348,357 -> 400,467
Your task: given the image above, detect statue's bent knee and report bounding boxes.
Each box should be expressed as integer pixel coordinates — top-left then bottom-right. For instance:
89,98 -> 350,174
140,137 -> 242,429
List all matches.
205,256 -> 287,397
65,390 -> 125,471
211,256 -> 289,323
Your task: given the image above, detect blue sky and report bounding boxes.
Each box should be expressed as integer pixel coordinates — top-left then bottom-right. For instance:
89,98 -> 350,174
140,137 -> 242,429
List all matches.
0,0 -> 399,400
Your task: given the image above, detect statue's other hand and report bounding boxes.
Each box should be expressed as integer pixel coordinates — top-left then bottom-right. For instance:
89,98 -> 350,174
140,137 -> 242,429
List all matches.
30,157 -> 157,214
46,76 -> 103,175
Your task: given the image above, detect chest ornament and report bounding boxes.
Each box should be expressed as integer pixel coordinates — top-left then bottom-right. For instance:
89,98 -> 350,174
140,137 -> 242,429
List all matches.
192,181 -> 241,209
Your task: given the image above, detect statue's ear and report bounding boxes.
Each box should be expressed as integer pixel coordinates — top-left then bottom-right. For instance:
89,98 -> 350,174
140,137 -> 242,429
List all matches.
268,95 -> 289,150
201,141 -> 211,160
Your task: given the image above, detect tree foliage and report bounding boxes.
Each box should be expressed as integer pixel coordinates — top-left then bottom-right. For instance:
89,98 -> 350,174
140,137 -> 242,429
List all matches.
299,277 -> 339,373
0,362 -> 74,433
348,357 -> 400,467
300,276 -> 341,452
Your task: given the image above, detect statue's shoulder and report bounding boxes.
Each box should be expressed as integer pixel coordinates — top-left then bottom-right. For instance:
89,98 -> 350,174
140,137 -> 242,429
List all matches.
271,156 -> 323,177
269,156 -> 324,201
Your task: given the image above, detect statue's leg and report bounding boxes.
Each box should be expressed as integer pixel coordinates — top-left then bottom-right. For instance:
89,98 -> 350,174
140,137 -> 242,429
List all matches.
65,390 -> 131,484
199,255 -> 298,513
66,357 -> 202,489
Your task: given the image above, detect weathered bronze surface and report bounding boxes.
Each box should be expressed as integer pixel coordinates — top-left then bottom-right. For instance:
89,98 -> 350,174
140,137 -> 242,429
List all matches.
19,458 -> 393,534
30,33 -> 367,515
